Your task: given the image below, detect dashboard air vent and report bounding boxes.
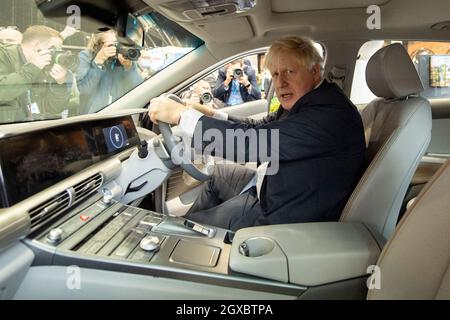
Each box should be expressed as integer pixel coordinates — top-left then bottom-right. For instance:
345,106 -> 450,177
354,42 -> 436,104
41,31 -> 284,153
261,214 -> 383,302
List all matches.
29,190 -> 71,230
28,173 -> 103,231
73,173 -> 103,203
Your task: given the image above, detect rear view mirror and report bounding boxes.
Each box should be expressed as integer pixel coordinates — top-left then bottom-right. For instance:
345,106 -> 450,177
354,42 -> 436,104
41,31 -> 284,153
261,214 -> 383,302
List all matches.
36,0 -> 145,45
125,14 -> 144,47
36,0 -> 122,33
115,13 -> 145,61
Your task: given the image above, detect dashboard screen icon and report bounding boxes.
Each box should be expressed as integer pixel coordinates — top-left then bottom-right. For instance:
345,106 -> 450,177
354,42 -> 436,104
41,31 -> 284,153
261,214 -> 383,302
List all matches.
103,124 -> 129,152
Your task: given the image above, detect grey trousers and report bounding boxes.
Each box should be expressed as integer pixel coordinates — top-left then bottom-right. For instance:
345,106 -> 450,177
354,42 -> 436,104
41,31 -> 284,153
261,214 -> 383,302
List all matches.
185,163 -> 261,230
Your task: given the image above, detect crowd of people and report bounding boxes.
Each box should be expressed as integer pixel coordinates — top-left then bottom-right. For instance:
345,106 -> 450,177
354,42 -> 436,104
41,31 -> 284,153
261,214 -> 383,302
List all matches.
0,25 -> 149,123
0,24 -> 272,124
180,57 -> 274,109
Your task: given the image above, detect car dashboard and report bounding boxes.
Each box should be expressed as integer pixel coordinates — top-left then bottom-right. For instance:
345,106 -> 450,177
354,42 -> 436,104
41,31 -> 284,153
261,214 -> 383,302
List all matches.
0,115 -> 140,208
0,111 -> 305,299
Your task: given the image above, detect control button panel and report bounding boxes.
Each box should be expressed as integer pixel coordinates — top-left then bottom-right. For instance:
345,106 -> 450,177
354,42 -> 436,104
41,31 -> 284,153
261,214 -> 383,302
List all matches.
140,235 -> 160,252
40,201 -> 119,245
47,228 -> 63,244
35,198 -> 223,272
77,209 -> 136,255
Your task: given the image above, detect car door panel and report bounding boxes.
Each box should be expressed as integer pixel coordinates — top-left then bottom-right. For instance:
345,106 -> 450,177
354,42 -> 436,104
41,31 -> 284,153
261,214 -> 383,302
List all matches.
221,99 -> 268,118
428,98 -> 450,156
413,98 -> 450,182
427,119 -> 450,156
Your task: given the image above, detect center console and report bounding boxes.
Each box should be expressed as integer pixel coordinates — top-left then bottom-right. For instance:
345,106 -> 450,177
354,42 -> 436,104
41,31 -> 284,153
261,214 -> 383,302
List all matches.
26,192 -> 313,298
30,193 -> 232,277
26,190 -> 381,299
1,111 -> 306,298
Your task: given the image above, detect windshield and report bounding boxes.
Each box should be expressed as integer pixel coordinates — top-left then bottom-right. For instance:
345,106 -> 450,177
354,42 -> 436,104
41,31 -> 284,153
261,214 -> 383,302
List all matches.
0,1 -> 203,125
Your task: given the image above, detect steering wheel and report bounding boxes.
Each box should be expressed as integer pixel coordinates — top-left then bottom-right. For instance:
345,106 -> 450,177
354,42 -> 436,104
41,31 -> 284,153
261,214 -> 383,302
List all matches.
157,93 -> 214,182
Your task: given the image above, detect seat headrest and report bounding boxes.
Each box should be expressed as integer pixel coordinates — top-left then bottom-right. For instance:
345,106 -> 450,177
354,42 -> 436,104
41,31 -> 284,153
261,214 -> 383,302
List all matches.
366,43 -> 424,99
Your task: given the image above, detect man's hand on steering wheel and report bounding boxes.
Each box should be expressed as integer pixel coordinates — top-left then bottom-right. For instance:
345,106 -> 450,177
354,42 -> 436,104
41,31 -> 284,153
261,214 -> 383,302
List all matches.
148,94 -> 214,182
148,96 -> 189,124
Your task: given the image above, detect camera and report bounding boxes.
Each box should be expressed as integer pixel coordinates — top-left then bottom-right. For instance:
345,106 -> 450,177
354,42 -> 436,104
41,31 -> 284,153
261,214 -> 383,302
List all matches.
233,68 -> 243,78
49,48 -> 78,70
200,92 -> 213,104
116,43 -> 141,61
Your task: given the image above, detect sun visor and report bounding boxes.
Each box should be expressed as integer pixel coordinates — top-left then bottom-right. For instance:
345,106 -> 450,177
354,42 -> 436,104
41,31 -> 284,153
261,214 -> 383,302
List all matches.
152,0 -> 256,22
271,0 -> 390,13
198,17 -> 254,43
35,0 -> 149,33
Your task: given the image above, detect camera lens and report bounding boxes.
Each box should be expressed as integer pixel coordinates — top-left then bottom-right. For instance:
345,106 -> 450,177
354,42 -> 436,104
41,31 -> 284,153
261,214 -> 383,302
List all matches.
233,68 -> 243,78
200,92 -> 213,104
51,49 -> 78,70
117,43 -> 141,61
126,48 -> 141,61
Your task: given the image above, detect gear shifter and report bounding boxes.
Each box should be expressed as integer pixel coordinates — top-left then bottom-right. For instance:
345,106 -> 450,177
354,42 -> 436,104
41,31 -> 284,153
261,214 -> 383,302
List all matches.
138,140 -> 149,159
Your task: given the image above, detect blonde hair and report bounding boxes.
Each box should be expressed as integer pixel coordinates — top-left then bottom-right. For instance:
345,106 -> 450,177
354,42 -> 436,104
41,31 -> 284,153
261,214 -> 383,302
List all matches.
22,25 -> 62,44
87,29 -> 116,54
265,36 -> 324,74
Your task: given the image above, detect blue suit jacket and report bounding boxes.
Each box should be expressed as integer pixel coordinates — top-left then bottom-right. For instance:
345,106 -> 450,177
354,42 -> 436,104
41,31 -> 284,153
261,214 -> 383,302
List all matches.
194,80 -> 366,229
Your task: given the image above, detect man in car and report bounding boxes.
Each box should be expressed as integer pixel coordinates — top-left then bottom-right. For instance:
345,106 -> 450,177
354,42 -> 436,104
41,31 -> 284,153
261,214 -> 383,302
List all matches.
149,36 -> 366,231
213,59 -> 261,106
0,25 -> 72,123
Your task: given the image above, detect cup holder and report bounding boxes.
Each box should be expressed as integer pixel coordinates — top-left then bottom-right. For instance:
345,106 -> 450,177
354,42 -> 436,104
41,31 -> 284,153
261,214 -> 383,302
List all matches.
238,237 -> 275,257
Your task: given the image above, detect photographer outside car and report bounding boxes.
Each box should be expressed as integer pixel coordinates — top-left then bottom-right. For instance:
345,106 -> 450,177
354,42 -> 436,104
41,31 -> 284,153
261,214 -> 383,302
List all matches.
213,59 -> 261,106
182,79 -> 225,109
76,29 -> 143,114
0,25 -> 73,123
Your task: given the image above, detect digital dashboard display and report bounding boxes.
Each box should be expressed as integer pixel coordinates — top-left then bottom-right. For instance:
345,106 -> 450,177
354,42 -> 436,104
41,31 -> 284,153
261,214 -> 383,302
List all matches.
103,124 -> 129,153
0,116 -> 140,207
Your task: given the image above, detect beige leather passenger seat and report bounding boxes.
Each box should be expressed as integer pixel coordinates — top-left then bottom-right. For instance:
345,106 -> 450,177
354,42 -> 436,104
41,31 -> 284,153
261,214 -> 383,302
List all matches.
368,159 -> 450,299
341,43 -> 432,241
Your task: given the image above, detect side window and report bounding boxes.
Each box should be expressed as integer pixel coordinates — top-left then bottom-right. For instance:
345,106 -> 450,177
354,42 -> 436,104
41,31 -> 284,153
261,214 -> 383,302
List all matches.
409,41 -> 450,99
351,40 -> 450,107
179,53 -> 267,109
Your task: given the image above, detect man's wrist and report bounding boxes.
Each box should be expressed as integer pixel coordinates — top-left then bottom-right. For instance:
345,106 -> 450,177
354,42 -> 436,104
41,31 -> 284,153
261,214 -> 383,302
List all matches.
94,54 -> 106,65
178,109 -> 204,137
212,109 -> 228,121
177,107 -> 190,125
92,60 -> 105,70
